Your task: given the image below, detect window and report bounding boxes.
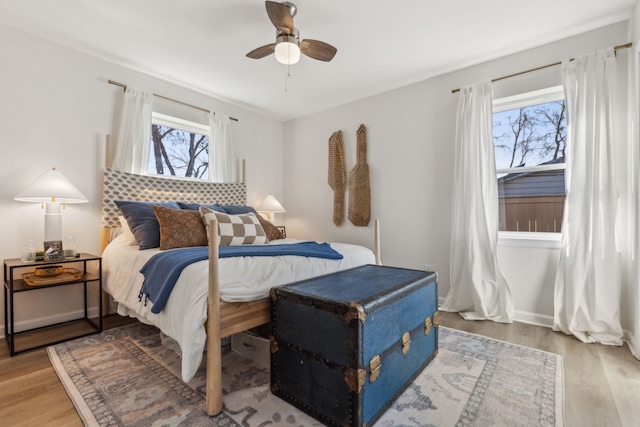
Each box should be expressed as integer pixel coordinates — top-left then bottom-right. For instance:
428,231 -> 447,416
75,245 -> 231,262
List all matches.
493,86 -> 566,234
149,113 -> 210,180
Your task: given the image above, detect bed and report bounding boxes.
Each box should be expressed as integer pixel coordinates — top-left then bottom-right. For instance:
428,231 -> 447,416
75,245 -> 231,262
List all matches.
100,167 -> 380,415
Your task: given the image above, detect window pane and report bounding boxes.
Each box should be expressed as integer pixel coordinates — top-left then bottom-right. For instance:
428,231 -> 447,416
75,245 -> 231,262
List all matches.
498,169 -> 565,232
493,100 -> 566,170
493,97 -> 566,233
149,124 -> 210,179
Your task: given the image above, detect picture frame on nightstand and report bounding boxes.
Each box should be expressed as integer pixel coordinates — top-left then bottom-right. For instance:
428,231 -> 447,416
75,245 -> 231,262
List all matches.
43,240 -> 65,261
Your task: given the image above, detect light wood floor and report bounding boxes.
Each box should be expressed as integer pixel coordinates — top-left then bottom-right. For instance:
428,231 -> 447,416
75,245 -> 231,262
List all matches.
0,312 -> 638,426
0,315 -> 135,427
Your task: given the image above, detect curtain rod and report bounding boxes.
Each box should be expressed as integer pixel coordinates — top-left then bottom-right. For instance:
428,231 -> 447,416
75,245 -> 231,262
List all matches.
108,79 -> 239,122
451,42 -> 633,94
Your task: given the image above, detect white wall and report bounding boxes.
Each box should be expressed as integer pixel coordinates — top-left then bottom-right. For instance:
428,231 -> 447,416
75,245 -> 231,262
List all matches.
283,22 -> 632,329
0,24 -> 284,334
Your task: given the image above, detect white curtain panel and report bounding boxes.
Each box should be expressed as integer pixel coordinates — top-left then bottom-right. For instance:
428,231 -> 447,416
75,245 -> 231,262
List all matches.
111,87 -> 153,174
441,82 -> 514,323
209,113 -> 235,182
112,88 -> 152,174
554,48 -> 624,345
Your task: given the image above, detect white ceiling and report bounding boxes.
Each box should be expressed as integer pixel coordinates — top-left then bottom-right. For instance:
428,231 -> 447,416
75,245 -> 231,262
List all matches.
0,0 -> 636,121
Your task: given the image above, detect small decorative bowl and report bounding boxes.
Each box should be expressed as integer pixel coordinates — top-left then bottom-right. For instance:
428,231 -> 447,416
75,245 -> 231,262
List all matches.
34,266 -> 64,277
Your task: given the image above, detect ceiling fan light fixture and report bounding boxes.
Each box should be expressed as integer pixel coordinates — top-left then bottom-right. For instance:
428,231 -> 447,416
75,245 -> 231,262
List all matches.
246,2 -> 336,64
274,34 -> 300,65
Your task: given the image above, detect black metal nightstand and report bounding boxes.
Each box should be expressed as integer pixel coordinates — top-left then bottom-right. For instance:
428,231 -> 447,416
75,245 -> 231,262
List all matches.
3,253 -> 103,356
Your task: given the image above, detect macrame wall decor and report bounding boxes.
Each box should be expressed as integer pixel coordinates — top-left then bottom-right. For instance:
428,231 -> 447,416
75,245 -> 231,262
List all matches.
348,124 -> 371,227
328,130 -> 346,225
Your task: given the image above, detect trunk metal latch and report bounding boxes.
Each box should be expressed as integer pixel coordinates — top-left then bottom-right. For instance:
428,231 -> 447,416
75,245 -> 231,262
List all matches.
402,331 -> 411,355
425,316 -> 432,336
369,354 -> 381,383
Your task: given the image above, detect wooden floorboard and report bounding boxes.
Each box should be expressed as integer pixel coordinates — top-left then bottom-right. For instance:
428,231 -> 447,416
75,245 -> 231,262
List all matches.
0,312 -> 638,426
0,314 -> 135,427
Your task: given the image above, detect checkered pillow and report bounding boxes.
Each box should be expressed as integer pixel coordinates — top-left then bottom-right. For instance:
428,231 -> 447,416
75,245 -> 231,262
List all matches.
200,207 -> 268,246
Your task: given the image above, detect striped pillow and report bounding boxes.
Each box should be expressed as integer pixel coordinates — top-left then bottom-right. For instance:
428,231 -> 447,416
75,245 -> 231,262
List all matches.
200,207 -> 268,246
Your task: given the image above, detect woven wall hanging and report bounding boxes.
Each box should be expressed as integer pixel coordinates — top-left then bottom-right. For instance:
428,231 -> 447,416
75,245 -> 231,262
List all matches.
348,124 -> 371,227
328,131 -> 346,225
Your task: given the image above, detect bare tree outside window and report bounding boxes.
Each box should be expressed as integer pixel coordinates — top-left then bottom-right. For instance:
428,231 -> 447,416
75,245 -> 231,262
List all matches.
493,98 -> 567,233
493,100 -> 566,169
150,124 -> 210,179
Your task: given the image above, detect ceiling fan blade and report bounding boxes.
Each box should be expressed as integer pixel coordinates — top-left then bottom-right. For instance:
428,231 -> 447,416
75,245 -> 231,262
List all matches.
265,1 -> 294,34
246,43 -> 276,59
299,39 -> 337,62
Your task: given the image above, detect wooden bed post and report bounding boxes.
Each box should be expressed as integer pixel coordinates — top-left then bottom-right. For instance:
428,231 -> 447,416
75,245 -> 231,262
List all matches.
205,218 -> 223,415
100,227 -> 112,316
374,218 -> 381,265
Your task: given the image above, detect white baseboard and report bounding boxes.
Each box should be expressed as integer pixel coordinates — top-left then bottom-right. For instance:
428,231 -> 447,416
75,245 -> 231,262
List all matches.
0,306 -> 101,339
513,310 -> 554,328
438,297 -> 554,328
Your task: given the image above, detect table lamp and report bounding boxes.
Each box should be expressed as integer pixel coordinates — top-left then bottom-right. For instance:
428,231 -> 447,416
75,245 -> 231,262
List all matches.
257,193 -> 286,222
15,167 -> 88,241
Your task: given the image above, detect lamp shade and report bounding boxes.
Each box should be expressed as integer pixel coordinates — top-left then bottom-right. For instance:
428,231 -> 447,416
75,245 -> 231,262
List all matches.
15,168 -> 88,204
257,193 -> 286,213
15,168 -> 88,241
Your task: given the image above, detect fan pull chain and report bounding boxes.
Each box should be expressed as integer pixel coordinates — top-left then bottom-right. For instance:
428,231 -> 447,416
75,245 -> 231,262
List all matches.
284,63 -> 293,92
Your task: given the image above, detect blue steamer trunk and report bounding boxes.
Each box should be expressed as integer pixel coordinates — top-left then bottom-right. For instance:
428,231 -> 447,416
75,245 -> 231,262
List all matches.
270,264 -> 439,427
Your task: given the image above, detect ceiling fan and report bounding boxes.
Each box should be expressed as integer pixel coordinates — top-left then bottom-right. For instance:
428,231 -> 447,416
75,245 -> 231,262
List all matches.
246,1 -> 337,65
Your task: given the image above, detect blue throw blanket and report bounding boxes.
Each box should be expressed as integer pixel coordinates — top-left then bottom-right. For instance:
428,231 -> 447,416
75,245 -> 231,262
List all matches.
139,242 -> 343,314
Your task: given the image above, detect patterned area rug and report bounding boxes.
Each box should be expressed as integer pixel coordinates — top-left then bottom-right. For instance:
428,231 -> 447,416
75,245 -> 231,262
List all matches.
47,323 -> 564,426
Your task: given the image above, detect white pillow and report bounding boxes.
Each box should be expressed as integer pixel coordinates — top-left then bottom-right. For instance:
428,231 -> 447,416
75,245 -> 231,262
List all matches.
200,207 -> 268,246
118,215 -> 138,246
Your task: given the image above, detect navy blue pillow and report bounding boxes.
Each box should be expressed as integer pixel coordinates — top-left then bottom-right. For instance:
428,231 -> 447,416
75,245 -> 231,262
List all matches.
178,202 -> 225,212
115,201 -> 181,250
221,205 -> 257,214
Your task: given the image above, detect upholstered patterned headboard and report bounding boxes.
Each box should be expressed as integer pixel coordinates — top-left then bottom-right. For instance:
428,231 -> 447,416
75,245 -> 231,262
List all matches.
101,168 -> 247,227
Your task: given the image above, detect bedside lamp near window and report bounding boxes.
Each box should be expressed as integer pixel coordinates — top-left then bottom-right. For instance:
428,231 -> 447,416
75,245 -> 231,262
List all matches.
257,193 -> 286,222
14,168 -> 88,241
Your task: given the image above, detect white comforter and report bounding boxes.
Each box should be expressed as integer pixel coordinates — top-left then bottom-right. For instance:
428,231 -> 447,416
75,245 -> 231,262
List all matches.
102,235 -> 376,381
